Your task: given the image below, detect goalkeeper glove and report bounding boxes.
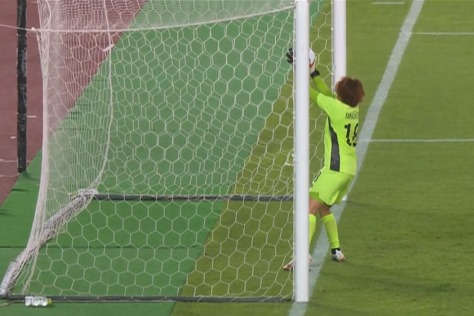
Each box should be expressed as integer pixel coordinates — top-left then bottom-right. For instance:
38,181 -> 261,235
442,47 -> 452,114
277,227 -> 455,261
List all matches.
285,47 -> 320,78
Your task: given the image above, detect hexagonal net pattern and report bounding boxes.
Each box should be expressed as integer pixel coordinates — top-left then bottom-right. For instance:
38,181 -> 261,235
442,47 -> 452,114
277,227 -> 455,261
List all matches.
1,0 -> 335,302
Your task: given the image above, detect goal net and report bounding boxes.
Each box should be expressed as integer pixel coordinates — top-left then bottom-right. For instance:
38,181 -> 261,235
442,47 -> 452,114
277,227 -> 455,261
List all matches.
1,0 -> 334,301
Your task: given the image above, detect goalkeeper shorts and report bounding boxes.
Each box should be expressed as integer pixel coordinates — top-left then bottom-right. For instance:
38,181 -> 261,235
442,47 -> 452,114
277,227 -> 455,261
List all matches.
309,169 -> 354,206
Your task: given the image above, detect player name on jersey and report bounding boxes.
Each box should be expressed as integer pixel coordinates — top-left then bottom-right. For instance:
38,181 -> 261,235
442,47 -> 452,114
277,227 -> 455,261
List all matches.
345,112 -> 358,120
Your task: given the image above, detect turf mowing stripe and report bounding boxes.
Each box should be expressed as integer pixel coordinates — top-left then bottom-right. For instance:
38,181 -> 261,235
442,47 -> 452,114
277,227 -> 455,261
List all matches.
288,0 -> 425,314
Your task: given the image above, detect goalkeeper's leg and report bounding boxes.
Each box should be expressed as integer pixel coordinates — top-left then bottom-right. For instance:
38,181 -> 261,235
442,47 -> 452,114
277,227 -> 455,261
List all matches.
310,170 -> 354,262
283,171 -> 351,270
282,216 -> 315,271
319,205 -> 345,262
282,199 -> 319,271
308,198 -> 345,262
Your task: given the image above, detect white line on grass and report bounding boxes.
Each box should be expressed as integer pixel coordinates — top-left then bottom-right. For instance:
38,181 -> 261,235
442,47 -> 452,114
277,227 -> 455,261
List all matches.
362,138 -> 474,143
288,1 -> 425,315
412,32 -> 474,36
372,1 -> 405,5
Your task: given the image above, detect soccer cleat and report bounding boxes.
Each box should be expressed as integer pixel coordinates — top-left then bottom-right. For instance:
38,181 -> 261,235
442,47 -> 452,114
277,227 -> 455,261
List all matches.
331,249 -> 345,262
282,259 -> 294,271
283,255 -> 312,271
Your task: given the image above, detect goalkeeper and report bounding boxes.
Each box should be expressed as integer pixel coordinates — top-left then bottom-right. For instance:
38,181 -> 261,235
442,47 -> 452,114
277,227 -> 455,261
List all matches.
284,48 -> 365,271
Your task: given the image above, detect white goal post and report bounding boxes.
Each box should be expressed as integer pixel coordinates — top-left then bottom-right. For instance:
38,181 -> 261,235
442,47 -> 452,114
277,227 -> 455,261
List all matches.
1,0 -> 345,303
294,0 -> 346,302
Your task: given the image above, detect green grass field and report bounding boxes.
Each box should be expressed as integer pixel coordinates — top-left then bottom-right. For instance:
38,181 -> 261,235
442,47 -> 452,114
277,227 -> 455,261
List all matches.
2,0 -> 474,315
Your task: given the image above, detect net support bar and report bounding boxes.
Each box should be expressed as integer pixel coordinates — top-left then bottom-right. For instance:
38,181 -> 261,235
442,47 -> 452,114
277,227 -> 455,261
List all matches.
2,294 -> 291,303
17,0 -> 28,173
91,193 -> 294,202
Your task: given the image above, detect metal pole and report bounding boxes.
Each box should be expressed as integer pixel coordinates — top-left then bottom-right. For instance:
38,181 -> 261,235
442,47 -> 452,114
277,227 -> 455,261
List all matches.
333,0 -> 347,87
294,0 -> 310,303
17,0 -> 28,173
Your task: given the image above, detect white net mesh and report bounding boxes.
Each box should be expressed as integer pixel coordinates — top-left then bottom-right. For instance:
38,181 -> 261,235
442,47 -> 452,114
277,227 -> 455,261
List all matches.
2,0 -> 333,300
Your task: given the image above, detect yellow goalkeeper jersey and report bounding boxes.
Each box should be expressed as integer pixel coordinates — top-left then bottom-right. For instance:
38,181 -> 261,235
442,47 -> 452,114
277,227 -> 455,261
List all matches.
314,93 -> 359,175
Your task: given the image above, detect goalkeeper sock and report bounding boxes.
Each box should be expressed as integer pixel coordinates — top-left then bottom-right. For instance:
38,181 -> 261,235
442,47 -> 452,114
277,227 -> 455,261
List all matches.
309,214 -> 317,248
321,213 -> 340,250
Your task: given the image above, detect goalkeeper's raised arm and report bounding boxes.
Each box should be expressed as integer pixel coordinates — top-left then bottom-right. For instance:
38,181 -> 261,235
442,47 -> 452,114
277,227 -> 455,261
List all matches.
307,48 -> 334,99
310,75 -> 334,99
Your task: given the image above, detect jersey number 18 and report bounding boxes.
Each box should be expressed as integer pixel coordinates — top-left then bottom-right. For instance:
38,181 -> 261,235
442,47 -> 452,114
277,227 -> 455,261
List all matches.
344,123 -> 358,147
